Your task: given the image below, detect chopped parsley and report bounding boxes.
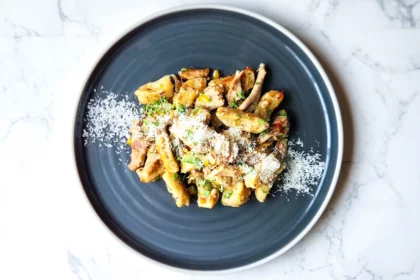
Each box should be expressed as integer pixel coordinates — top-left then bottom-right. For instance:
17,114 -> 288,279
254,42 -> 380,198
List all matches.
230,101 -> 238,108
181,68 -> 188,72
280,110 -> 287,116
172,173 -> 179,181
236,114 -> 242,119
145,97 -> 172,115
197,178 -> 215,196
191,107 -> 200,114
223,191 -> 233,199
258,119 -> 268,125
177,104 -> 186,114
256,82 -> 261,85
183,129 -> 194,140
182,153 -> 203,170
237,91 -> 245,100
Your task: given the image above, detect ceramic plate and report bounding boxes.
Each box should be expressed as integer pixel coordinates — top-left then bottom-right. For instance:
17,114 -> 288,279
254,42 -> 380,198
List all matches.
74,5 -> 343,272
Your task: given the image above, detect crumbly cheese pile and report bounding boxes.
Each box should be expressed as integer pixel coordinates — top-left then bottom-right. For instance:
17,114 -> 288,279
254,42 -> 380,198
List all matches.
276,139 -> 325,195
170,114 -> 232,161
82,92 -> 141,152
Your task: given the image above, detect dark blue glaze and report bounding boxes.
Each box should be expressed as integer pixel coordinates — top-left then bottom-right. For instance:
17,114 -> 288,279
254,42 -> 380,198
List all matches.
74,8 -> 340,271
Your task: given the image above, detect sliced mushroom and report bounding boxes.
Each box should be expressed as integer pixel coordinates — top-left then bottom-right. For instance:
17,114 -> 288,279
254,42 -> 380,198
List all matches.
226,70 -> 243,105
238,63 -> 266,111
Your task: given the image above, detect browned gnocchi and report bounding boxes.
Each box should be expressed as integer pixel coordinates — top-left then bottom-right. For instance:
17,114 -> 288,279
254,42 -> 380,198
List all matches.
128,64 -> 289,208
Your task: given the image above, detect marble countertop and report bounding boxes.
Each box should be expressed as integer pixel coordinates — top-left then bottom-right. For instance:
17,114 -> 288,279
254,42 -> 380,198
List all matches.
1,0 -> 420,279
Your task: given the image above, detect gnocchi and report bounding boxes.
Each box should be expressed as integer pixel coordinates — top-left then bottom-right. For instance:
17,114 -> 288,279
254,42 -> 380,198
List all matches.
128,65 -> 290,208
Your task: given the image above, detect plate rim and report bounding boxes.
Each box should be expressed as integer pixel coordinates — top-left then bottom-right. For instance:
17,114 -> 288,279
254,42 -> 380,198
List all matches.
72,4 -> 343,274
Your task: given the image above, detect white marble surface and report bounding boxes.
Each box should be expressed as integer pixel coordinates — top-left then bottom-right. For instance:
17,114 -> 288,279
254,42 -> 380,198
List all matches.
1,0 -> 420,279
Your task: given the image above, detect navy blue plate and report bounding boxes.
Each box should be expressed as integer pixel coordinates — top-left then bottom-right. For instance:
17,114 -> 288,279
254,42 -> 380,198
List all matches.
74,6 -> 342,272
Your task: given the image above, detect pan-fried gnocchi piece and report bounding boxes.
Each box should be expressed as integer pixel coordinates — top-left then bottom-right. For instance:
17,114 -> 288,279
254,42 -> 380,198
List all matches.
216,107 -> 269,133
162,172 -> 190,207
195,85 -> 225,110
221,180 -> 251,207
179,68 -> 210,80
173,78 -> 207,108
254,90 -> 284,120
136,144 -> 165,182
156,133 -> 179,173
255,184 -> 271,202
135,75 -> 174,104
208,75 -> 234,92
240,69 -> 255,92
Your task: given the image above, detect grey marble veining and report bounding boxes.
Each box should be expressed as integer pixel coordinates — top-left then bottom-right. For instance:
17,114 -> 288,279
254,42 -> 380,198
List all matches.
1,0 -> 419,279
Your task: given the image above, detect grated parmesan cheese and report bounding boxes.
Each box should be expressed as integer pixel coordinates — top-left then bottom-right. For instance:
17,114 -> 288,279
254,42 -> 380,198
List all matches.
83,92 -> 141,153
275,139 -> 325,195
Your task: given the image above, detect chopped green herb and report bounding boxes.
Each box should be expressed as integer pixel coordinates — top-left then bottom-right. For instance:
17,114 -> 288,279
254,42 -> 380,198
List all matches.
173,173 -> 179,181
258,119 -> 267,125
280,110 -> 287,116
219,185 -> 225,192
236,114 -> 242,119
223,191 -> 233,199
186,129 -> 194,139
267,109 -> 273,115
182,153 -> 203,170
181,68 -> 188,72
262,189 -> 269,194
191,107 -> 200,114
237,91 -> 245,100
230,101 -> 238,108
256,82 -> 261,85
203,189 -> 210,196
153,121 -> 159,126
177,104 -> 186,114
